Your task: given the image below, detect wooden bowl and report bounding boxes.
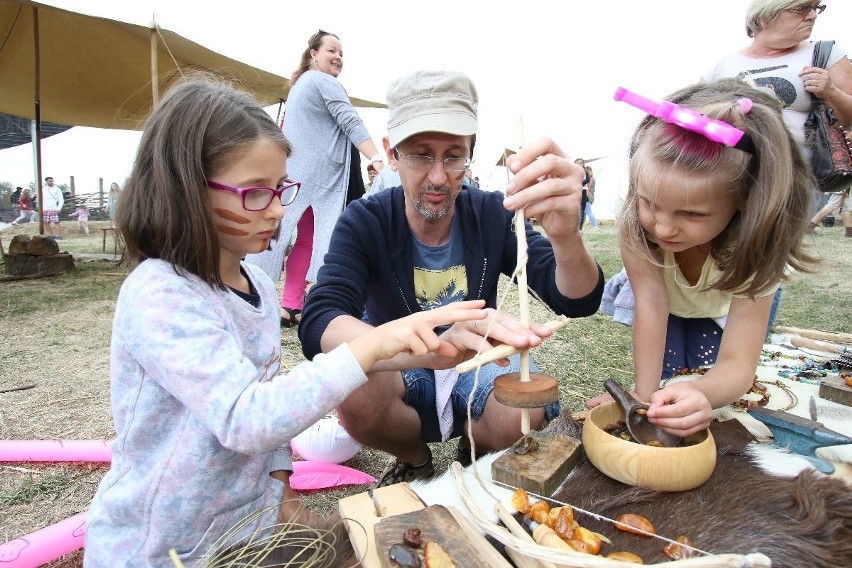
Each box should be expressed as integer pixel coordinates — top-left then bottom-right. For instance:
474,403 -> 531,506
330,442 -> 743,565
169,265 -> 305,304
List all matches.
583,402 -> 716,492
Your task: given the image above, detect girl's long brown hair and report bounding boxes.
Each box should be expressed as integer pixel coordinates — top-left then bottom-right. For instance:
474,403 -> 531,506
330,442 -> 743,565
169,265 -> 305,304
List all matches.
118,73 -> 292,289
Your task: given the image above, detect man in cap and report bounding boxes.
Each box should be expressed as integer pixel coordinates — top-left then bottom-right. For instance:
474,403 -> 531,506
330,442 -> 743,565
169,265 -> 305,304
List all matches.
299,70 -> 603,486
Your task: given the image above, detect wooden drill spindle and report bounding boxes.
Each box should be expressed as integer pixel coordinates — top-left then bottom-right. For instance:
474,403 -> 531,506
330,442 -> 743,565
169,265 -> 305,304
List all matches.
515,208 -> 531,435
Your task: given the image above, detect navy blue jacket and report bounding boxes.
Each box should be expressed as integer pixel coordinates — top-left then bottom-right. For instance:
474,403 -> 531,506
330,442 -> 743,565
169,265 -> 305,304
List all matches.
299,185 -> 604,359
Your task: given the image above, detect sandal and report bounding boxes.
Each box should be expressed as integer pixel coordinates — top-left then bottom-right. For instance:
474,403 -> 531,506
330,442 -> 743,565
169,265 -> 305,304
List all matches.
280,307 -> 302,328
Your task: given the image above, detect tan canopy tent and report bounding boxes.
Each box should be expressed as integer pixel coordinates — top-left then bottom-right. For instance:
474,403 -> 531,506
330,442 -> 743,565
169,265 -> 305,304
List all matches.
0,0 -> 384,231
0,0 -> 384,131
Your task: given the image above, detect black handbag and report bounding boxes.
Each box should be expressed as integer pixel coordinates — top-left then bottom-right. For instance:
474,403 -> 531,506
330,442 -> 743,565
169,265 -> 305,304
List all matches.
804,40 -> 852,192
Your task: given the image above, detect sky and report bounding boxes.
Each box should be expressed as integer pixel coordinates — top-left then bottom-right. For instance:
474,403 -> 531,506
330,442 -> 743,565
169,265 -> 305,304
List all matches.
1,0 -> 850,218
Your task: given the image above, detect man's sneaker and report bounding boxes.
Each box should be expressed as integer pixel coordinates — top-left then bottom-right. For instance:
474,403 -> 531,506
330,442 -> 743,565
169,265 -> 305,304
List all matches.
373,451 -> 434,488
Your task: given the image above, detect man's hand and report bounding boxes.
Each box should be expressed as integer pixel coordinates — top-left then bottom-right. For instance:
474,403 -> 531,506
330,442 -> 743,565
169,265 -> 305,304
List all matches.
423,308 -> 555,370
502,136 -> 584,240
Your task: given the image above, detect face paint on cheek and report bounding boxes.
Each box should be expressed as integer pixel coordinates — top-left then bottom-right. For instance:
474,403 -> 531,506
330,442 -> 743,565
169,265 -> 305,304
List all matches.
216,224 -> 250,236
213,207 -> 251,224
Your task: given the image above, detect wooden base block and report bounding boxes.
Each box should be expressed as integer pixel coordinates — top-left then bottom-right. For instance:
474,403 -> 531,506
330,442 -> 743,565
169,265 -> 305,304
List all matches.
820,376 -> 852,407
338,483 -> 424,568
491,432 -> 582,496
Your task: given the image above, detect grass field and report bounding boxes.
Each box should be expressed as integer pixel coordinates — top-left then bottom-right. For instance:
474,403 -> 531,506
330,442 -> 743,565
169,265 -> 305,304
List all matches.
1,217 -> 850,563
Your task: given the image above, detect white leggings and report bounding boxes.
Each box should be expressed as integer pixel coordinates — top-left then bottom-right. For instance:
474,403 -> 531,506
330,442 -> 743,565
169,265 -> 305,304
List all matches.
13,210 -> 37,223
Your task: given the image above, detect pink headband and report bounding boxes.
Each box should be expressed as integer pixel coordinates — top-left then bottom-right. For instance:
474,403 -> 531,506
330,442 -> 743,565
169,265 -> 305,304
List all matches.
615,87 -> 754,153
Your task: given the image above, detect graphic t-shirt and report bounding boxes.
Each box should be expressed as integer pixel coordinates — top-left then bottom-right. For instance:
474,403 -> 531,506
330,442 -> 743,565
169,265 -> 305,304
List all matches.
412,215 -> 467,311
703,41 -> 846,149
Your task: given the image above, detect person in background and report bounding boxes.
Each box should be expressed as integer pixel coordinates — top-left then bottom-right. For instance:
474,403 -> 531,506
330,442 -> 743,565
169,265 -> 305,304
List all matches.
583,164 -> 599,230
42,176 -> 63,239
365,162 -> 379,192
701,0 -> 852,217
11,188 -> 36,225
807,186 -> 850,233
368,159 -> 402,194
83,75 -> 487,568
69,201 -> 90,235
575,158 -> 595,230
244,30 -> 386,328
299,70 -> 603,487
588,79 -> 817,437
106,182 -> 122,229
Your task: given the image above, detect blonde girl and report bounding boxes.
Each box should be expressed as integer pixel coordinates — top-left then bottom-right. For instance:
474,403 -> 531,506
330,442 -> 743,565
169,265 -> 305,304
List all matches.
588,78 -> 816,437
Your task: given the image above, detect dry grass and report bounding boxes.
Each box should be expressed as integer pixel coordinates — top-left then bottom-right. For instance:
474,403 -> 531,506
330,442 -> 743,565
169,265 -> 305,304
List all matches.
1,218 -> 850,559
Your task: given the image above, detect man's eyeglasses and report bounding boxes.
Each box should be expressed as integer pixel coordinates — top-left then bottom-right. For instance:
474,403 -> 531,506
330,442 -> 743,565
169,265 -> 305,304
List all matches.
786,4 -> 826,16
207,179 -> 301,211
394,150 -> 471,173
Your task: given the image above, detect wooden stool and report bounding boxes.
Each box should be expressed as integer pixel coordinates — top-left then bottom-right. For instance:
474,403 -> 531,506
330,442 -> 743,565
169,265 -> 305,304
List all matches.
101,227 -> 115,252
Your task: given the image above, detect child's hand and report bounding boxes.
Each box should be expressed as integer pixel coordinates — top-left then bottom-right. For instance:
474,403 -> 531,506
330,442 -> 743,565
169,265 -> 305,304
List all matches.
645,382 -> 713,438
349,300 -> 487,370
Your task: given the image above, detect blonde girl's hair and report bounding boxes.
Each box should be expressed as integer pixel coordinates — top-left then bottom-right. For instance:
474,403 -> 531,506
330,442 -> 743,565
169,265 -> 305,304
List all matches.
291,30 -> 340,85
618,78 -> 817,298
118,73 -> 292,289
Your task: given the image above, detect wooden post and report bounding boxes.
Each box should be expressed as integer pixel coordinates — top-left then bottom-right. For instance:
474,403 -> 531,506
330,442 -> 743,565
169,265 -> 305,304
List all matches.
150,28 -> 159,106
515,208 -> 531,435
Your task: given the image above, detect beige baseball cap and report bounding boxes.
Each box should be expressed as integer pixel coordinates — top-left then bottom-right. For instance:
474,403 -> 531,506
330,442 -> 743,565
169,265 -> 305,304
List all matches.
386,70 -> 478,148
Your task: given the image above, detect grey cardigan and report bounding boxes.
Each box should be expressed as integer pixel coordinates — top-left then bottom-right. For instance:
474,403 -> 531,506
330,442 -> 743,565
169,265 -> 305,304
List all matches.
245,69 -> 371,281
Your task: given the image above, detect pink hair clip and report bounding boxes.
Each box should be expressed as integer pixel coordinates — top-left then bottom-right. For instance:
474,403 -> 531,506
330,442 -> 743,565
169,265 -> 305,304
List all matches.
614,87 -> 748,149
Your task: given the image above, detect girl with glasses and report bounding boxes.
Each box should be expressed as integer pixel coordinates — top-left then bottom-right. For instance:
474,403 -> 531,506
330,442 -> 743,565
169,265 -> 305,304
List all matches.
84,74 -> 487,567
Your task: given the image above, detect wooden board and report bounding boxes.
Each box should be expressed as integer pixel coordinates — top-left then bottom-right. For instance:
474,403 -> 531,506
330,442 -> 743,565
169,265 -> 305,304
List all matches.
339,483 -> 425,568
491,432 -> 582,496
820,376 -> 852,407
374,505 -> 496,568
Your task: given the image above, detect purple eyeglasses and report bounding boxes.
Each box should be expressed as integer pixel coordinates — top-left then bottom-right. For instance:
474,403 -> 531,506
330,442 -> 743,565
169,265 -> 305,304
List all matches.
207,179 -> 301,211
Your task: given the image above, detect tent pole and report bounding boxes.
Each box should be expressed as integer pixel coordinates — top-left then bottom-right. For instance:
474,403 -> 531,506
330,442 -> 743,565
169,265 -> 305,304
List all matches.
150,27 -> 159,105
32,6 -> 44,236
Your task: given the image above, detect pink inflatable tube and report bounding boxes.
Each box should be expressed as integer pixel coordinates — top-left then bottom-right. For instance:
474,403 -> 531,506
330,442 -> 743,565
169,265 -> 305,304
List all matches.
290,460 -> 374,490
0,440 -> 111,462
0,512 -> 87,567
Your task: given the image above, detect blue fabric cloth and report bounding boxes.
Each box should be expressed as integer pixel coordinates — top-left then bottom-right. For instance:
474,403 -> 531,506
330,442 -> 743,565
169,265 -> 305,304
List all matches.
600,267 -> 634,326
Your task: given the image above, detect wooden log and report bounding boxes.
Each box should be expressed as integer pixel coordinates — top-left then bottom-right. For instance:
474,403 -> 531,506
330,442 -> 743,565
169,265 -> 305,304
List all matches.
776,326 -> 852,345
790,335 -> 844,354
3,252 -> 74,277
819,376 -> 852,407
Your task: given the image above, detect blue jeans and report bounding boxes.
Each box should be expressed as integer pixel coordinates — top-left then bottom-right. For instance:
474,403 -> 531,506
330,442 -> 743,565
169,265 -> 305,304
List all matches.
402,354 -> 561,443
